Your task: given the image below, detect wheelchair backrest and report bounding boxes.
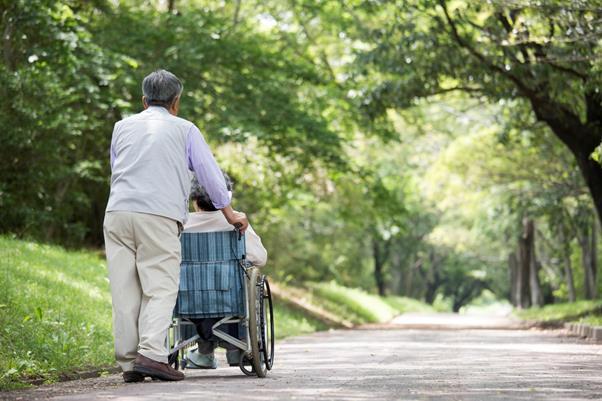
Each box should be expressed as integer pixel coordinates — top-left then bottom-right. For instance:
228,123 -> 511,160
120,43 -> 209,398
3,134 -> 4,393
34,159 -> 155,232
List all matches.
175,231 -> 247,318
180,230 -> 246,263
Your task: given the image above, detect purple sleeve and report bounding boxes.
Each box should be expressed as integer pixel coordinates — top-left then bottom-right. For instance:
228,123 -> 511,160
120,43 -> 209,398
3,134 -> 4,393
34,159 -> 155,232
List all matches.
186,125 -> 231,209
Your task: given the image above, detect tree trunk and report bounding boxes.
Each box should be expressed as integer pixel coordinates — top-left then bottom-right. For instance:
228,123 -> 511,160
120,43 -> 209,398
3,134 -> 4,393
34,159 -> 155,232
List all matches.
580,220 -> 598,300
588,222 -> 598,299
517,219 -> 532,308
563,249 -> 577,303
527,220 -> 543,307
528,96 -> 602,227
508,252 -> 519,306
372,239 -> 386,296
404,259 -> 421,298
573,151 -> 602,225
560,230 -> 577,302
423,250 -> 442,305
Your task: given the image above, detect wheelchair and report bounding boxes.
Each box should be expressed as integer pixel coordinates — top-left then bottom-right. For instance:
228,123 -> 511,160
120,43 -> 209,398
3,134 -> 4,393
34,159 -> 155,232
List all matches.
167,230 -> 274,377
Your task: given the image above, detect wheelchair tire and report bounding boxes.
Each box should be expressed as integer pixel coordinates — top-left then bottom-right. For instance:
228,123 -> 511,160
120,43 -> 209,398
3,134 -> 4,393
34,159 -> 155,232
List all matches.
168,350 -> 179,371
260,276 -> 275,370
247,268 -> 267,377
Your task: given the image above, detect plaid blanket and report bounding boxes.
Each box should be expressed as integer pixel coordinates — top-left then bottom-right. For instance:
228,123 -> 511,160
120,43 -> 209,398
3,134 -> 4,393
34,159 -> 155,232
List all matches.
174,231 -> 246,318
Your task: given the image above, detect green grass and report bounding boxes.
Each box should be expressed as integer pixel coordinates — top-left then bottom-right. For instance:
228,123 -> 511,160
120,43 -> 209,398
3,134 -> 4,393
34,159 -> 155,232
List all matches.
575,315 -> 602,326
0,236 -> 114,390
308,281 -> 397,324
273,302 -> 328,339
383,296 -> 437,314
307,281 -> 434,324
515,300 -> 602,323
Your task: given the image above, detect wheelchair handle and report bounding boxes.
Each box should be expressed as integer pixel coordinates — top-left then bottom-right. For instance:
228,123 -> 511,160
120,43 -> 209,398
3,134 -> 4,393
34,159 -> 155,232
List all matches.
234,223 -> 243,240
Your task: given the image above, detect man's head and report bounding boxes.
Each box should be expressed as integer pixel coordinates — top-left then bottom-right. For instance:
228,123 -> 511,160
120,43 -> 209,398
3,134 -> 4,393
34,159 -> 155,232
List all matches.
142,69 -> 183,115
190,171 -> 233,212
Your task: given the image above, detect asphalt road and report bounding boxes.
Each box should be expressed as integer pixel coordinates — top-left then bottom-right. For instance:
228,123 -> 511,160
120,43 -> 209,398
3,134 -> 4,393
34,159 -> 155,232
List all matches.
4,314 -> 602,401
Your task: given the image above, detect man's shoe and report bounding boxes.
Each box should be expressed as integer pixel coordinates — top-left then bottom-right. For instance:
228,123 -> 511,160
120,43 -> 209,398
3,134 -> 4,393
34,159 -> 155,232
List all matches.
122,371 -> 145,383
186,350 -> 217,369
133,353 -> 185,381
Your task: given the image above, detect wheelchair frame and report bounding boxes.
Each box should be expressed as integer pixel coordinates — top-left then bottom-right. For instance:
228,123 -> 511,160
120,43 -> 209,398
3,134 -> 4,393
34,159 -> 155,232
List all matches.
167,232 -> 274,378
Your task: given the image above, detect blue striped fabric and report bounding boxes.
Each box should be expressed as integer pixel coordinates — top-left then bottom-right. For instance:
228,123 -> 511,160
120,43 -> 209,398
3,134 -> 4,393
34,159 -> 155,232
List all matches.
174,231 -> 247,318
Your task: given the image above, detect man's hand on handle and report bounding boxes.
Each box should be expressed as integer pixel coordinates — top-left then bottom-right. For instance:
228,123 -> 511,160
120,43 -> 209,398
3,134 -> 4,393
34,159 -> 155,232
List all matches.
221,205 -> 249,234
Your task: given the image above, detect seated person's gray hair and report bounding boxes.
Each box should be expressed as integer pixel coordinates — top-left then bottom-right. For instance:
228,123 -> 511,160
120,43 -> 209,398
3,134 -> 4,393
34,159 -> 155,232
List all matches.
190,171 -> 233,211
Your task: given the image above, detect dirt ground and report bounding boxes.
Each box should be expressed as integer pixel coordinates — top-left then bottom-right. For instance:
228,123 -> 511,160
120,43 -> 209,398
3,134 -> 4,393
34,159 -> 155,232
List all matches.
2,314 -> 601,401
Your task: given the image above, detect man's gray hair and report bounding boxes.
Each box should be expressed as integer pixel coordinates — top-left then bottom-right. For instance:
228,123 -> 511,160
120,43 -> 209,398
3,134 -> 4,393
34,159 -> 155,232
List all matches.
142,69 -> 183,108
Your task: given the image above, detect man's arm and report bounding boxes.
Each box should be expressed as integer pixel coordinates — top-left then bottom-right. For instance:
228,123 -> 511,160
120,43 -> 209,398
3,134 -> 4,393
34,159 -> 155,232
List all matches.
186,125 -> 249,232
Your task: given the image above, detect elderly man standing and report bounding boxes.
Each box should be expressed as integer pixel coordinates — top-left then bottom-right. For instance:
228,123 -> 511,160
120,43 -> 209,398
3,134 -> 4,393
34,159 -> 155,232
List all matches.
103,69 -> 248,383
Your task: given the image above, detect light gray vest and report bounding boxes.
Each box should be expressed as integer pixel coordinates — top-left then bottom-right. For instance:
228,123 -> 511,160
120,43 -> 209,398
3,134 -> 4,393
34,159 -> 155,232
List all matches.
106,106 -> 193,223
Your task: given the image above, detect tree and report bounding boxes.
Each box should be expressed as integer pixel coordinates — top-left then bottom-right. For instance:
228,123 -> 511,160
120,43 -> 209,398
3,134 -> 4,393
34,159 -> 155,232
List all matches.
346,0 -> 602,226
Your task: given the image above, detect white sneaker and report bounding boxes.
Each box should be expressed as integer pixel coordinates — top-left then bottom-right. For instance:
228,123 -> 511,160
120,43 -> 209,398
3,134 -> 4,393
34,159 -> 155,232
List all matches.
186,349 -> 217,369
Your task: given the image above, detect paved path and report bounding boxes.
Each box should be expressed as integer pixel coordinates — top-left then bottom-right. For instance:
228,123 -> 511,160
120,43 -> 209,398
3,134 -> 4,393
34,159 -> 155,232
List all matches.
4,315 -> 601,401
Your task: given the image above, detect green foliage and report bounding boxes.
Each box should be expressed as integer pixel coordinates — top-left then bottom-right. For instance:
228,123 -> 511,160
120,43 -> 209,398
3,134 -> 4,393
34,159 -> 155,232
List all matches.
0,0 -> 344,246
0,0 -> 118,245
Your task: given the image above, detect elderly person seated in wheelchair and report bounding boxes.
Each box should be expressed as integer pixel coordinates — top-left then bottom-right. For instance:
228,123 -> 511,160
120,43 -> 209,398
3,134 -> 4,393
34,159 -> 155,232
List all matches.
184,172 -> 267,369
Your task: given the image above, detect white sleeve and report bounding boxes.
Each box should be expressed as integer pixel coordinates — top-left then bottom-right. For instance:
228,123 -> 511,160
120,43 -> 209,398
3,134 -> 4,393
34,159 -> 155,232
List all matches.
245,225 -> 267,267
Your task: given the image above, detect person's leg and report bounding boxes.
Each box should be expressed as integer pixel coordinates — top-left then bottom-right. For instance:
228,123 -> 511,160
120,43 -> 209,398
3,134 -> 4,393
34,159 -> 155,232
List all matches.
133,213 -> 181,363
186,318 -> 217,368
103,212 -> 142,373
197,340 -> 218,354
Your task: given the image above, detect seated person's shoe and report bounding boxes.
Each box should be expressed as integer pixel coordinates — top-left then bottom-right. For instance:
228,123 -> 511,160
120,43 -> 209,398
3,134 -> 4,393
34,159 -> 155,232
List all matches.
226,349 -> 244,366
122,371 -> 145,383
133,353 -> 185,381
186,349 -> 217,369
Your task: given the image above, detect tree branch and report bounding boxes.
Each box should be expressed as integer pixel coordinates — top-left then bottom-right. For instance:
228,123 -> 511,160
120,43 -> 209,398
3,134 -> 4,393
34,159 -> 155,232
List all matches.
428,86 -> 483,96
495,11 -> 531,64
232,0 -> 242,28
437,0 -> 535,97
438,0 -> 591,149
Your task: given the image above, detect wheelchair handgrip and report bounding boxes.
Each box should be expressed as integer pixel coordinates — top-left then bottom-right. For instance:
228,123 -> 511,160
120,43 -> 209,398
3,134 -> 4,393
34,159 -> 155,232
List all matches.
233,223 -> 243,240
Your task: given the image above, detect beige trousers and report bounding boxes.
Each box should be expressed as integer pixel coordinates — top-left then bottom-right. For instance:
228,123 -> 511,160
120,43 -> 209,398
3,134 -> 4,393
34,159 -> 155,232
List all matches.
103,211 -> 181,371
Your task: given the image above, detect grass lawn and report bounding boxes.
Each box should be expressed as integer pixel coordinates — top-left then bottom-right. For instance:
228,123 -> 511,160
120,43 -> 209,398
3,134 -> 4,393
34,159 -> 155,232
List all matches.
0,236 -> 114,390
273,302 -> 329,339
307,281 -> 435,324
383,295 -> 437,314
515,300 -> 602,323
575,315 -> 602,326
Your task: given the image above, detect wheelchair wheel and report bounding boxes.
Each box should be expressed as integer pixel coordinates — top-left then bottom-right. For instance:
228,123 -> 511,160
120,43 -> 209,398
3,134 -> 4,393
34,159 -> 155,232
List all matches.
247,268 -> 274,377
168,349 -> 179,370
260,276 -> 275,370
